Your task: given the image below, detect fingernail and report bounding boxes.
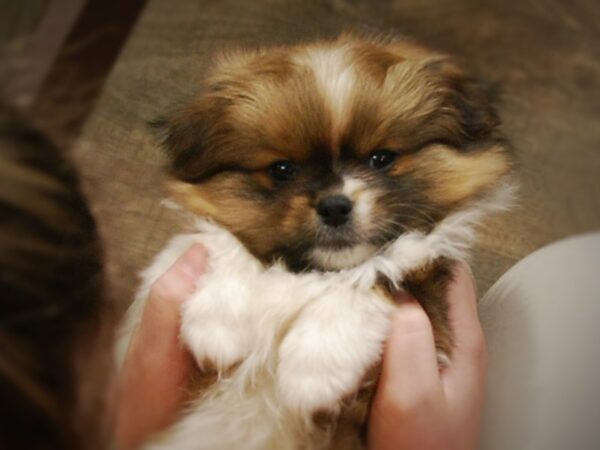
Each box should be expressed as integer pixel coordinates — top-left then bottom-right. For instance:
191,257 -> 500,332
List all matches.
453,262 -> 478,305
178,244 -> 207,280
453,261 -> 475,285
462,261 -> 475,282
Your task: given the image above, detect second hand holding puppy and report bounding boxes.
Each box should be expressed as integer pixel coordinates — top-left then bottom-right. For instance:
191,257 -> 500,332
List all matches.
369,263 -> 486,450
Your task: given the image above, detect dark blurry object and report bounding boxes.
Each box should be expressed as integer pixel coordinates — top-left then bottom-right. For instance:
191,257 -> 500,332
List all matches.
0,103 -> 110,449
0,0 -> 84,109
1,0 -> 146,148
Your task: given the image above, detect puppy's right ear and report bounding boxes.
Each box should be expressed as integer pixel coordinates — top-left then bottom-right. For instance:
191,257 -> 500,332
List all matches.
150,99 -> 223,182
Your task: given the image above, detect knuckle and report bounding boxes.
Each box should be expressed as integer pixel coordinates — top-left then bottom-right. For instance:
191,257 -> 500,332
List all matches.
148,270 -> 189,304
148,276 -> 173,301
377,388 -> 410,417
394,306 -> 432,335
378,386 -> 433,418
465,327 -> 487,365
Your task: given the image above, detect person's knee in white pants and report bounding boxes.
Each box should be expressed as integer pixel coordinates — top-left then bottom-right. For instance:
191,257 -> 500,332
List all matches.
479,233 -> 600,450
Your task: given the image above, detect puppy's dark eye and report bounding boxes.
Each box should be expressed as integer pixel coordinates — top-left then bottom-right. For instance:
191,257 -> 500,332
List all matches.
268,160 -> 297,182
369,149 -> 397,170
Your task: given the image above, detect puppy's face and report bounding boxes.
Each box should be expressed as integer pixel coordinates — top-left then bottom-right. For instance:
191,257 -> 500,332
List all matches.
158,35 -> 512,271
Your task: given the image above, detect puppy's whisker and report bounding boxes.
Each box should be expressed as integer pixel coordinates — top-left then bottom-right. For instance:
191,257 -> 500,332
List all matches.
382,203 -> 444,224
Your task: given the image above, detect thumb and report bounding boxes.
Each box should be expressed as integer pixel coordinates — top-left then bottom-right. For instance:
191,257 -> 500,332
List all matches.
116,244 -> 207,450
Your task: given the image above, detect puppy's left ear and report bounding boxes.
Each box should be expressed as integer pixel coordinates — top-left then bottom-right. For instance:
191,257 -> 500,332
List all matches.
429,58 -> 502,142
150,97 -> 223,182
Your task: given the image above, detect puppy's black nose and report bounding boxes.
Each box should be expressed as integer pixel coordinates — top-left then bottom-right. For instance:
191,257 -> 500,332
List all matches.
317,195 -> 353,227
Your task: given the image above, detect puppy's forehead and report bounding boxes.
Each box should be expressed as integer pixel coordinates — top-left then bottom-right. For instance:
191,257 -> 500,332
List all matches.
293,45 -> 356,153
215,38 -> 442,163
217,52 -> 329,163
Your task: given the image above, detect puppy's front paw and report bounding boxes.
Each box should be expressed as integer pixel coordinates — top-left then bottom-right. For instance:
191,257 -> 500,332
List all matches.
276,292 -> 391,414
276,332 -> 359,414
180,283 -> 253,372
182,319 -> 249,371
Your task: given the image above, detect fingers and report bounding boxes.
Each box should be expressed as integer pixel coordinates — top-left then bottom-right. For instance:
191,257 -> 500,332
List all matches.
442,263 -> 487,404
369,294 -> 444,450
377,294 -> 443,415
116,244 -> 207,450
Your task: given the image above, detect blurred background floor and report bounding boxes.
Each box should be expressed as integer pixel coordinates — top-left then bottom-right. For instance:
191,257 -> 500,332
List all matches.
2,0 -> 599,312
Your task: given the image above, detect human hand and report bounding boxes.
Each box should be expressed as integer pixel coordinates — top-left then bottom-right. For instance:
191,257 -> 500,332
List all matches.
115,244 -> 207,450
368,264 -> 486,450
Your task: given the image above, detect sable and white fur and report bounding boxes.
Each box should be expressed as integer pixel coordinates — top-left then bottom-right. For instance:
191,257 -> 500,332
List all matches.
117,184 -> 513,450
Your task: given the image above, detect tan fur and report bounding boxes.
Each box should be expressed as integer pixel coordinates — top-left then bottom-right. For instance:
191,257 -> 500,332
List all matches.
389,144 -> 512,207
281,195 -> 314,235
418,145 -> 512,205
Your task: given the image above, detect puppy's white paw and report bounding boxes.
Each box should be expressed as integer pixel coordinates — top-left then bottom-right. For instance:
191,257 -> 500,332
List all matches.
276,336 -> 359,414
182,320 -> 249,371
180,280 -> 253,372
276,291 -> 391,414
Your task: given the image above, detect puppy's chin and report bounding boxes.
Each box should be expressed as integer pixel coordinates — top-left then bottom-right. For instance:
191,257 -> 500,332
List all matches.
309,243 -> 378,270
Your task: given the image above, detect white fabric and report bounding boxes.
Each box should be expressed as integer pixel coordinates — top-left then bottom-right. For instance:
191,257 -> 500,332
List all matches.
480,232 -> 600,450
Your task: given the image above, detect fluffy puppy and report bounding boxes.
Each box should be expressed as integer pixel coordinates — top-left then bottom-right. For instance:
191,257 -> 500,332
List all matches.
119,33 -> 514,449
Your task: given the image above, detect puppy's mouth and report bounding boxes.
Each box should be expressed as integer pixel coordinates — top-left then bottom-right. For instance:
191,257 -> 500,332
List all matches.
314,236 -> 357,250
308,222 -> 380,270
314,223 -> 361,247
309,242 -> 378,270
